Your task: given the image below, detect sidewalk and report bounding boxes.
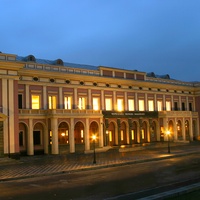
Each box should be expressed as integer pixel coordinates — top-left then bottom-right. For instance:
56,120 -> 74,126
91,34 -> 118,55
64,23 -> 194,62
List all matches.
0,141 -> 200,182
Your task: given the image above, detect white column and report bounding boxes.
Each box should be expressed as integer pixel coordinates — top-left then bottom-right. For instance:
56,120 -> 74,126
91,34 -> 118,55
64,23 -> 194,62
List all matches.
26,84 -> 30,109
27,118 -> 34,155
113,91 -> 116,110
74,88 -> 77,109
179,96 -> 181,110
163,94 -> 166,110
99,118 -> 104,147
51,117 -> 58,154
154,94 -> 157,111
44,119 -> 49,154
182,118 -> 186,140
8,79 -> 15,154
59,87 -> 62,109
163,118 -> 168,141
85,118 -> 90,151
145,93 -> 148,111
124,92 -> 128,111
189,117 -> 193,141
186,97 -> 189,111
2,79 -> 8,154
101,90 -> 104,110
43,86 -> 47,109
69,118 -> 75,153
88,89 -> 91,109
174,118 -> 178,141
135,93 -> 138,111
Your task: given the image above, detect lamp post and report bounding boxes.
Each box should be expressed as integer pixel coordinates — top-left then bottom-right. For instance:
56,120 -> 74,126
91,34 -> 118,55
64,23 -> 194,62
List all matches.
166,131 -> 170,153
92,134 -> 96,164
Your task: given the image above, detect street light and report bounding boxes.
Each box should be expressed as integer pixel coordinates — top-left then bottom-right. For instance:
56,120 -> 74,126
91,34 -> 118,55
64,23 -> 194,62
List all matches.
92,134 -> 96,164
166,130 -> 170,153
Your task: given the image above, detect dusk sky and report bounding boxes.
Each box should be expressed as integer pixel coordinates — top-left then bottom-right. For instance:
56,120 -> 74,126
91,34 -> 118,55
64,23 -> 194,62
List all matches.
1,0 -> 200,82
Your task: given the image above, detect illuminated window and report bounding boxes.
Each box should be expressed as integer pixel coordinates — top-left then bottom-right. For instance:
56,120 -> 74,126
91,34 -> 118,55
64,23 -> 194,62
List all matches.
139,100 -> 145,111
166,101 -> 171,111
49,96 -> 57,109
148,100 -> 154,111
121,130 -> 124,141
157,101 -> 162,111
128,99 -> 134,111
64,96 -> 72,109
105,98 -> 112,111
141,129 -> 144,139
81,129 -> 84,143
131,130 -> 134,140
78,97 -> 86,110
93,97 -> 99,110
32,95 -> 40,109
117,99 -> 124,111
109,131 -> 112,142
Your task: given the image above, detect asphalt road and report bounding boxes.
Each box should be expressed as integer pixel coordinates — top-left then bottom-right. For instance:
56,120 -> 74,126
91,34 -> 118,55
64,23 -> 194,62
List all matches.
0,153 -> 200,200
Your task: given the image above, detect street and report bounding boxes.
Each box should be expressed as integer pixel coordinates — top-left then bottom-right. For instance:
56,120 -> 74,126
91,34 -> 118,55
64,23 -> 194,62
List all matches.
0,153 -> 200,200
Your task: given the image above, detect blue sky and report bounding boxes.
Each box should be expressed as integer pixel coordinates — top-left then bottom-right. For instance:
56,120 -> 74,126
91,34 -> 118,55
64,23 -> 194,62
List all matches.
1,0 -> 200,82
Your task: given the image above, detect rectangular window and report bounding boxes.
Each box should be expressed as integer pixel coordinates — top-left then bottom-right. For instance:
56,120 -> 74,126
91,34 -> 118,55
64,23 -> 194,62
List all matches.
78,97 -> 86,110
105,98 -> 112,111
121,130 -> 124,141
18,94 -> 23,109
182,102 -> 185,111
148,100 -> 154,111
49,96 -> 57,109
93,97 -> 99,110
189,103 -> 192,111
109,131 -> 112,142
33,131 -> 41,145
32,95 -> 40,109
131,130 -> 134,140
64,96 -> 72,109
117,99 -> 124,111
128,99 -> 134,111
157,101 -> 162,111
139,100 -> 145,111
174,102 -> 178,110
141,129 -> 144,139
166,101 -> 171,111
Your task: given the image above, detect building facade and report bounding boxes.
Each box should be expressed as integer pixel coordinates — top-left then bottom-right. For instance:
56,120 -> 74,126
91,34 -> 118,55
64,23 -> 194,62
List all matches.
0,52 -> 200,158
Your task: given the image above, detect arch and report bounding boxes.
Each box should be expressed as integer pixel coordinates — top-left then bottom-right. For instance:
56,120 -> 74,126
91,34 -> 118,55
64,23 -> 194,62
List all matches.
58,122 -> 69,144
55,58 -> 64,66
74,121 -> 85,152
89,121 -> 99,149
131,121 -> 138,144
141,121 -> 148,143
168,120 -> 174,141
177,120 -> 183,140
33,122 -> 45,155
26,55 -> 36,62
151,121 -> 157,142
107,121 -> 116,146
19,122 -> 28,155
120,121 -> 127,145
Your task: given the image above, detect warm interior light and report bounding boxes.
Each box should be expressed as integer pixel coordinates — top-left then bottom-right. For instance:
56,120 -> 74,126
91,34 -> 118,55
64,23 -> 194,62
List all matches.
166,130 -> 170,135
92,134 -> 96,141
61,133 -> 65,137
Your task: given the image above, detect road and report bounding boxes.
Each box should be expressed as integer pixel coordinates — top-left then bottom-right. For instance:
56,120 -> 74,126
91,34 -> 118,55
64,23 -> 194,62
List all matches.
0,153 -> 200,200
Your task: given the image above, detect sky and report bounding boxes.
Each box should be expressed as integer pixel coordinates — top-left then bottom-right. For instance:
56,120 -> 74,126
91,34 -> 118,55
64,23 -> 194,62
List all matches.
1,0 -> 200,82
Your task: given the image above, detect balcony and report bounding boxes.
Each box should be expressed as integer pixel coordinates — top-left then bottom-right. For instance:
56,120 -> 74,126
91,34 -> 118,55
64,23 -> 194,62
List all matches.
18,109 -> 102,118
158,111 -> 198,118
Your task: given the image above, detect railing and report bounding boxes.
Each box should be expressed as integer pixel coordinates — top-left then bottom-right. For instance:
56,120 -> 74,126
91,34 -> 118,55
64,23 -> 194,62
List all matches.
19,109 -> 102,116
159,111 -> 198,117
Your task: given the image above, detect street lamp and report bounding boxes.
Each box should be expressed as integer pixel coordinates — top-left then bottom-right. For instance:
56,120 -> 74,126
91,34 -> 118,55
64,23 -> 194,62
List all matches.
166,130 -> 170,153
92,134 -> 96,164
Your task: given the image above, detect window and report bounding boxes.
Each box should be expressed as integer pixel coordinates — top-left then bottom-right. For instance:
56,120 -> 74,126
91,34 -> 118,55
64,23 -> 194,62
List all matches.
18,94 -> 23,109
189,103 -> 192,111
166,101 -> 171,111
117,99 -> 124,111
182,102 -> 185,111
131,130 -> 134,140
78,97 -> 86,110
49,95 -> 57,109
32,95 -> 40,109
121,130 -> 124,141
64,96 -> 72,109
174,102 -> 178,111
148,100 -> 154,111
139,100 -> 145,111
33,131 -> 41,145
105,98 -> 112,111
93,97 -> 99,110
128,99 -> 134,111
157,101 -> 162,111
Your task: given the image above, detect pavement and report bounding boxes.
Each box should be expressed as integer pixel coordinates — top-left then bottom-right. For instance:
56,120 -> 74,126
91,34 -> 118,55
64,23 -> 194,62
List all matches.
0,141 -> 200,199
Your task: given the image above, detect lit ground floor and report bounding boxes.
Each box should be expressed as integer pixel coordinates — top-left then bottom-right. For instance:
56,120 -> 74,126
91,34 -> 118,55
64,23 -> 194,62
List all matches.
0,111 -> 199,157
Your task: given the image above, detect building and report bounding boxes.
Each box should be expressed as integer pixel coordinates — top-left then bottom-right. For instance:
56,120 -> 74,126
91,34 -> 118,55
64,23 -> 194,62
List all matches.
0,52 -> 199,158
